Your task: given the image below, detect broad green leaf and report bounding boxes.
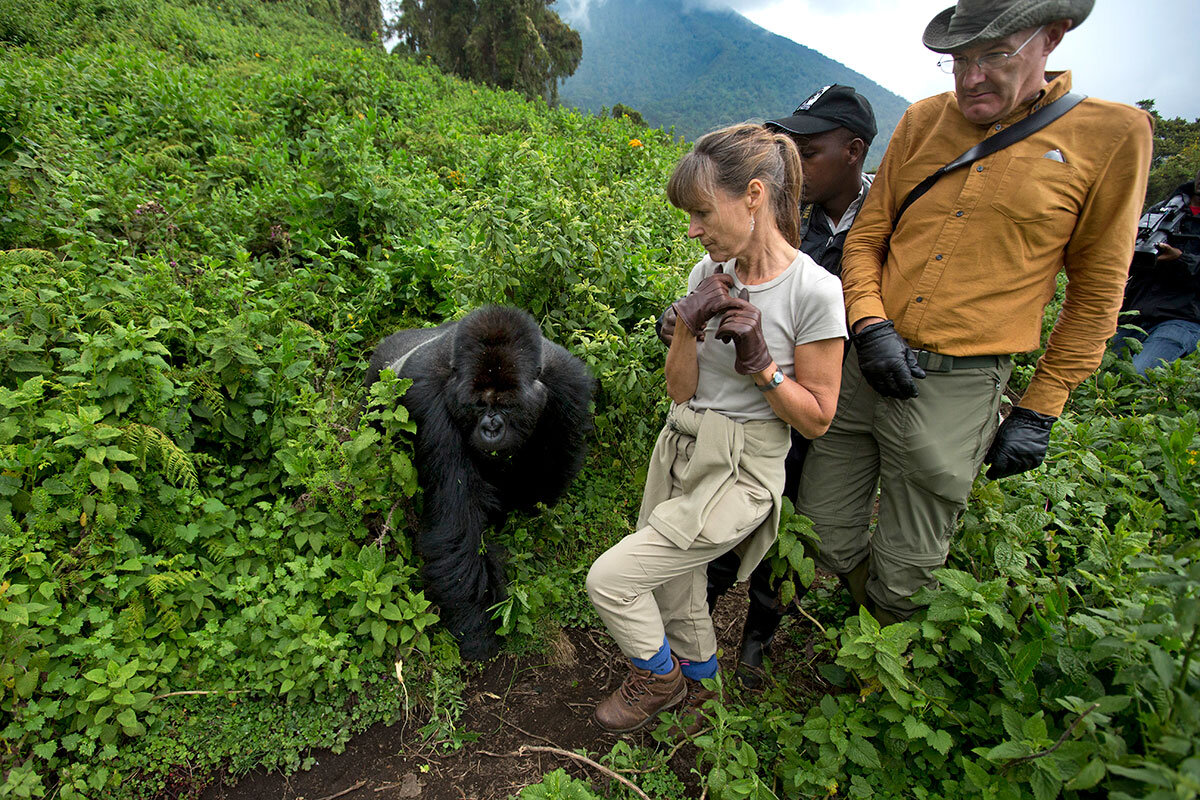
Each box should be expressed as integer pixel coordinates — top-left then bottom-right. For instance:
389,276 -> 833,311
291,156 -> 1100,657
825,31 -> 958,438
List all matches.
796,556 -> 815,588
1011,639 -> 1042,684
1029,768 -> 1061,800
845,735 -> 881,769
1065,759 -> 1105,791
984,740 -> 1030,762
927,729 -> 953,755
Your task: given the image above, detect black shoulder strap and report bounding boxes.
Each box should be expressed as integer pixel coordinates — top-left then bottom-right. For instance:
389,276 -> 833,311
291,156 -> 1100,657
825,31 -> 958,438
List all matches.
893,92 -> 1086,226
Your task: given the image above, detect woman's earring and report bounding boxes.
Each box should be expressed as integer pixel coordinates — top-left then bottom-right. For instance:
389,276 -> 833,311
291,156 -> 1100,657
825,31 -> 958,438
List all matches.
749,213 -> 756,233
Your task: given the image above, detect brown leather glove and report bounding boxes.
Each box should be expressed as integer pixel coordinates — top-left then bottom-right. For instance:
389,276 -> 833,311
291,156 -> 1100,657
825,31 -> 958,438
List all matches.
671,265 -> 736,337
715,290 -> 772,375
657,303 -> 696,346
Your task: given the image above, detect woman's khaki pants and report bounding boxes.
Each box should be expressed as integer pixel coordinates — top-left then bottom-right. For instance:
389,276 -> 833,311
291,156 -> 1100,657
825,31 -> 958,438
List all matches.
586,435 -> 773,662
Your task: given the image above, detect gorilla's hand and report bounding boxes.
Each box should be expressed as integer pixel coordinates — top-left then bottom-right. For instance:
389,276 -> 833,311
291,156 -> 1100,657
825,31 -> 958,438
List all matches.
656,302 -> 706,347
672,265 -> 736,337
715,290 -> 772,375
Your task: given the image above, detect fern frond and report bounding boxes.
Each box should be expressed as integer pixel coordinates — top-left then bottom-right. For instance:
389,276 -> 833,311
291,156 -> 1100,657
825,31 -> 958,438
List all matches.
156,608 -> 182,634
0,249 -> 56,269
190,374 -> 227,421
138,506 -> 178,544
203,537 -> 232,564
80,307 -> 116,326
119,598 -> 146,638
0,516 -> 23,558
146,569 -> 198,599
120,424 -> 199,490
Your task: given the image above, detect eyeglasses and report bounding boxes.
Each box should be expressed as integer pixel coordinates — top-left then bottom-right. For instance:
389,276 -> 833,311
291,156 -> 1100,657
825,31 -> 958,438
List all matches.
936,25 -> 1044,74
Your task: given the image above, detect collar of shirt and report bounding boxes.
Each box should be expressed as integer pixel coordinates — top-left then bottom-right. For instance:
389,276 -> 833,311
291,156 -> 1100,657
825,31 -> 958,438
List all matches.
985,71 -> 1072,135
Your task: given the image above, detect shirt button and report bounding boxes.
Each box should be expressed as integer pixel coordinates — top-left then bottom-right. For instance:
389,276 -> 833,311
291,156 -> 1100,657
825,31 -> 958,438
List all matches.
955,210 -> 964,217
995,123 -> 1003,131
976,165 -> 984,172
916,296 -> 924,303
935,254 -> 943,261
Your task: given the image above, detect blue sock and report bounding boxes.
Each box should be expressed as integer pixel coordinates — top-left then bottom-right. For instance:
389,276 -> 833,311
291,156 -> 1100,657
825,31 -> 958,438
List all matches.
678,654 -> 718,681
630,637 -> 674,675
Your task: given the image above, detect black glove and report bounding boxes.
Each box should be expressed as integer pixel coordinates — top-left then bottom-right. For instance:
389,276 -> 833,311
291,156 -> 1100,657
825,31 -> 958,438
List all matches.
853,320 -> 926,398
984,406 -> 1056,479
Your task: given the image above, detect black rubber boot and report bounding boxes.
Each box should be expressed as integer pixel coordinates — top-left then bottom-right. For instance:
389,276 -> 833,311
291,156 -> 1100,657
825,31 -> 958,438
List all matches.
706,549 -> 741,614
735,561 -> 795,689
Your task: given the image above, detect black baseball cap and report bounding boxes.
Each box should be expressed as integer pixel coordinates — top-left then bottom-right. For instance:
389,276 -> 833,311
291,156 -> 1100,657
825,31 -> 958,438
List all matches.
765,84 -> 877,145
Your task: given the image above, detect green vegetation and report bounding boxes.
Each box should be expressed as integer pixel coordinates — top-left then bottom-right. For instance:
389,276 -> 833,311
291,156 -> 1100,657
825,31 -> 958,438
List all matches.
1137,99 -> 1200,207
2,1 -> 1199,799
0,1 -> 689,795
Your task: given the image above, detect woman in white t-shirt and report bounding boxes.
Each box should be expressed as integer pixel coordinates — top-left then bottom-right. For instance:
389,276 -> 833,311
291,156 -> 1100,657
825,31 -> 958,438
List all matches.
586,123 -> 847,733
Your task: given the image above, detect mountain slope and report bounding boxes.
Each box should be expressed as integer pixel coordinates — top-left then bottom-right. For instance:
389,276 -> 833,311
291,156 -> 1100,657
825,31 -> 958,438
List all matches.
559,0 -> 911,166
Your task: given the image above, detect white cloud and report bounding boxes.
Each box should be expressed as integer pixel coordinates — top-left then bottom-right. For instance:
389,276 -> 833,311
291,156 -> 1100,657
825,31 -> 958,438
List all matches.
738,0 -> 1200,118
555,0 -> 600,29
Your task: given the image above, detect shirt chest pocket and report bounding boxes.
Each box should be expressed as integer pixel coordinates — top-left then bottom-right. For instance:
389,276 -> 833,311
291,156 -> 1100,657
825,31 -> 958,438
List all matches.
990,156 -> 1081,224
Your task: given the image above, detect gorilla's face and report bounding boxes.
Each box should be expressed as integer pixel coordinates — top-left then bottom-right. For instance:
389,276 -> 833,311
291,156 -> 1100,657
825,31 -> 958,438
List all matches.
446,311 -> 549,457
457,379 -> 548,455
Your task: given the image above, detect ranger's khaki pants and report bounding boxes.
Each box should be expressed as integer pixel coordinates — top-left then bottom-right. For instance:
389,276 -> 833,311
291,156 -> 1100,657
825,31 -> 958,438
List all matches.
797,347 -> 1011,619
586,434 -> 773,662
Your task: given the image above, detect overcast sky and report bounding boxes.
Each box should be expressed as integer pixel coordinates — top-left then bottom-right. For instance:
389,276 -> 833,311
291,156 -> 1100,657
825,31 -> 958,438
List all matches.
726,0 -> 1199,120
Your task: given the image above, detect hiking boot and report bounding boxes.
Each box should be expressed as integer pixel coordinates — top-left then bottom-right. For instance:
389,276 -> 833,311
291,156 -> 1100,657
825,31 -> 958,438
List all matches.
676,678 -> 720,737
593,657 -> 687,733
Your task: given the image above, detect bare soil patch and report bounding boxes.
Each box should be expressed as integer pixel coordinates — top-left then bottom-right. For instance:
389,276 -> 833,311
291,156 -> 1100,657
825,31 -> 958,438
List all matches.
199,580 -> 837,800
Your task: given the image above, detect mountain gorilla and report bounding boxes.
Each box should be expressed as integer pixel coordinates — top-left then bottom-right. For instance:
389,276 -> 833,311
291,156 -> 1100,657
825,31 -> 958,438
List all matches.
366,306 -> 595,660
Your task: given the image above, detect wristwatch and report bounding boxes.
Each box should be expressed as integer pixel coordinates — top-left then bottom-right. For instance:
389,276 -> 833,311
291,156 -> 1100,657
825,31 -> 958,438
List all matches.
756,369 -> 785,392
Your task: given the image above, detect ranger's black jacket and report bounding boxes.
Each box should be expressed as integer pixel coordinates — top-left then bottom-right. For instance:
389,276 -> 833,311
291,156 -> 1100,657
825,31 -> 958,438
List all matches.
799,204 -> 848,278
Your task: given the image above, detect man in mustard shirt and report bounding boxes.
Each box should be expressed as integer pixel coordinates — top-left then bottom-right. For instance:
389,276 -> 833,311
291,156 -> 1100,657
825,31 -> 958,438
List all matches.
797,0 -> 1153,623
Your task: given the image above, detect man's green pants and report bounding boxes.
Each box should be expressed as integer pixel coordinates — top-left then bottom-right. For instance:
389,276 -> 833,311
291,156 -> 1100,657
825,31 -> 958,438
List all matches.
797,347 -> 1012,620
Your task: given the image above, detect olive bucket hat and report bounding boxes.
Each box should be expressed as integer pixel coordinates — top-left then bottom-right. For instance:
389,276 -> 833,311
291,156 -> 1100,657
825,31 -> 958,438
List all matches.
922,0 -> 1093,53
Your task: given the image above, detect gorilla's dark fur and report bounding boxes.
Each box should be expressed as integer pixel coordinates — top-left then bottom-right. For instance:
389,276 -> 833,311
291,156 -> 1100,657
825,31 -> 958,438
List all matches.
366,306 -> 594,660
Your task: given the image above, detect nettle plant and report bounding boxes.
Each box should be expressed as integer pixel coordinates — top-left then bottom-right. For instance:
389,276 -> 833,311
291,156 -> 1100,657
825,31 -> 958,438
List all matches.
678,354 -> 1200,800
0,248 -> 439,796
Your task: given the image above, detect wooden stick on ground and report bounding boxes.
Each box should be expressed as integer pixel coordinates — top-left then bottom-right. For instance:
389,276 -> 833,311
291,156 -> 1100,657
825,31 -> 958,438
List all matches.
313,779 -> 367,800
481,745 -> 652,800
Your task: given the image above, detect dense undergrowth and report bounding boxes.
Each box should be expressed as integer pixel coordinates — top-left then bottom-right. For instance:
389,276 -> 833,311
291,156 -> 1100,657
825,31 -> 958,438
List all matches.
0,1 -> 690,796
1,1 -> 1198,799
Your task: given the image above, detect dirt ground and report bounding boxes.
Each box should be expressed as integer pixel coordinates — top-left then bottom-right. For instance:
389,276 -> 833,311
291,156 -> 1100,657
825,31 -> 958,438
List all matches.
197,585 -> 827,800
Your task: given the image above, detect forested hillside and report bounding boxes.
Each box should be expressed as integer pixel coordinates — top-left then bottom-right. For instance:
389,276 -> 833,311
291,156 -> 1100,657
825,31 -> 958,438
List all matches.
557,0 -> 910,166
2,1 -> 1199,799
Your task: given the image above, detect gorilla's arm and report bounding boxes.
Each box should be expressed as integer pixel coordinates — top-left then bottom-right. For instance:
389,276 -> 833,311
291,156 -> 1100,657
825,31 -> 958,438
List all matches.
505,341 -> 595,510
406,376 -> 506,661
365,325 -> 449,387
